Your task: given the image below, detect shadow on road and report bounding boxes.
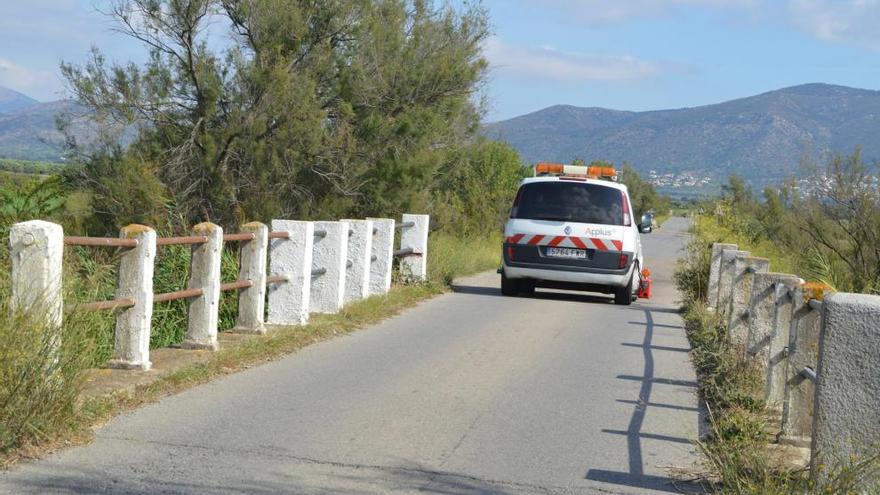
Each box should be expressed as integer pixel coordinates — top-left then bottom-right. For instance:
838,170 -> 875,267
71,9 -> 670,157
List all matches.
585,308 -> 703,494
1,461 -> 548,495
451,284 -> 613,305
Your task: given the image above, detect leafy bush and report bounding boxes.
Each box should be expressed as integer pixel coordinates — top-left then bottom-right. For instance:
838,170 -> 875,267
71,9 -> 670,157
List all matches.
0,176 -> 66,236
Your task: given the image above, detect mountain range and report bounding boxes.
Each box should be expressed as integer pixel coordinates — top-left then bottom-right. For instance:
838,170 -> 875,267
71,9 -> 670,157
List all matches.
0,87 -> 93,162
2,83 -> 879,189
485,83 -> 880,188
0,86 -> 38,114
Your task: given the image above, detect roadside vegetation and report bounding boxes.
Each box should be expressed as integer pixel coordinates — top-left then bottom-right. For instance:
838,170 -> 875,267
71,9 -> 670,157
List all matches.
0,158 -> 62,176
674,150 -> 880,493
697,150 -> 880,293
0,0 -> 523,464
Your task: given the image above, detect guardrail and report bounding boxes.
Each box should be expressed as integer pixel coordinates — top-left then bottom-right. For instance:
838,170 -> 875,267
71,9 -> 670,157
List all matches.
705,242 -> 880,477
9,214 -> 430,372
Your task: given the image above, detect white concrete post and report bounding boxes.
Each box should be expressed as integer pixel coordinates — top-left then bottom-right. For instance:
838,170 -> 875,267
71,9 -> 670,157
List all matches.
716,249 -> 750,318
342,219 -> 373,304
310,221 -> 349,314
780,284 -> 827,447
727,256 -> 770,348
9,221 -> 64,330
233,222 -> 268,333
399,213 -> 429,282
109,224 -> 156,370
708,243 -> 737,310
267,220 -> 314,326
367,218 -> 395,295
811,292 -> 880,481
182,222 -> 222,350
746,272 -> 801,409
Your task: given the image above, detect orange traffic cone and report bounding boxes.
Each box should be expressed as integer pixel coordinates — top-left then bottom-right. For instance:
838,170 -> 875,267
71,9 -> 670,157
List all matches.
638,268 -> 652,299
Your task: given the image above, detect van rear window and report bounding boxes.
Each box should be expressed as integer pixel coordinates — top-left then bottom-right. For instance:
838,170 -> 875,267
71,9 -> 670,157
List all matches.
511,182 -> 624,226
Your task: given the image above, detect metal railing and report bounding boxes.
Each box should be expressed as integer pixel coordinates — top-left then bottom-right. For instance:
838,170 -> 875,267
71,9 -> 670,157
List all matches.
64,236 -> 140,312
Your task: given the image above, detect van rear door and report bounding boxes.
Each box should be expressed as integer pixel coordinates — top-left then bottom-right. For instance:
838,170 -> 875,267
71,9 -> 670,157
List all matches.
505,180 -> 634,270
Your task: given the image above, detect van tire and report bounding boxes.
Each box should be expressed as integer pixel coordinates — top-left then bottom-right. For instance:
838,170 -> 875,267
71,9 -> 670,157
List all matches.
614,269 -> 635,306
501,271 -> 519,296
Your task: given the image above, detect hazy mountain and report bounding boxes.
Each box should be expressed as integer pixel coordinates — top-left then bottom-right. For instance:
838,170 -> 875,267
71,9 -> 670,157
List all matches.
0,98 -> 95,162
0,86 -> 38,114
486,84 -> 880,187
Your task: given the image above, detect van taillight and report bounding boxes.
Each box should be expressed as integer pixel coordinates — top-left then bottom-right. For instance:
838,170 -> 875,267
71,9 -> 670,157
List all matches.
507,246 -> 515,260
618,253 -> 629,269
620,190 -> 631,226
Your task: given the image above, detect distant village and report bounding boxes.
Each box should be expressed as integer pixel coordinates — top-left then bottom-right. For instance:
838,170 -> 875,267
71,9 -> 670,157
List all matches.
646,170 -> 713,189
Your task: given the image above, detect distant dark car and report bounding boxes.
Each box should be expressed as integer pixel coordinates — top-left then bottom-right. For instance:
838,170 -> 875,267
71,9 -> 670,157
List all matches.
639,213 -> 654,233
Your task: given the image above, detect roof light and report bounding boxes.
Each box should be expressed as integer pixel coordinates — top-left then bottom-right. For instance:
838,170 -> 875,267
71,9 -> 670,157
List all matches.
535,162 -> 565,175
534,162 -> 618,181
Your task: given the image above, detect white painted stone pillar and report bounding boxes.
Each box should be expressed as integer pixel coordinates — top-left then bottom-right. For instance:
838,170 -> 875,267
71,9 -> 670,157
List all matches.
811,293 -> 880,484
9,220 -> 64,329
727,256 -> 770,348
708,243 -> 737,310
716,249 -> 750,318
780,283 -> 829,447
746,272 -> 801,409
367,218 -> 395,295
267,220 -> 314,326
182,222 -> 223,350
310,221 -> 349,314
234,222 -> 268,333
342,219 -> 373,304
110,224 -> 156,370
399,213 -> 429,282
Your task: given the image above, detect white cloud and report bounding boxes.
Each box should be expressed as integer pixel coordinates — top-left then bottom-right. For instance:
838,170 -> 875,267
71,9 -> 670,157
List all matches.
788,0 -> 880,49
484,37 -> 666,82
527,0 -> 758,24
0,58 -> 62,101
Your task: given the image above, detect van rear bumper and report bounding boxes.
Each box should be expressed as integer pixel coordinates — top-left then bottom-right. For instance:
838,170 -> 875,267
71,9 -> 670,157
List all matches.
503,263 -> 632,288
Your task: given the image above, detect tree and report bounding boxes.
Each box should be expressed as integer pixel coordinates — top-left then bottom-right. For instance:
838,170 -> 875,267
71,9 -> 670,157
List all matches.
61,0 -> 491,232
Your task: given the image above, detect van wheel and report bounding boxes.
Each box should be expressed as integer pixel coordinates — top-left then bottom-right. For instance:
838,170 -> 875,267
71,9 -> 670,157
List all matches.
614,269 -> 635,306
501,271 -> 519,296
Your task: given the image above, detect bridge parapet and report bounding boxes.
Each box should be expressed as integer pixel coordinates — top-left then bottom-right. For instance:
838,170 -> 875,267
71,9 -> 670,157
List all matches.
8,214 -> 430,373
707,242 -> 879,482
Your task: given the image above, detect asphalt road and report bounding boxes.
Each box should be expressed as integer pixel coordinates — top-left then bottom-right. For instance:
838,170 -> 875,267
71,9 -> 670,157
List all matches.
0,217 -> 701,495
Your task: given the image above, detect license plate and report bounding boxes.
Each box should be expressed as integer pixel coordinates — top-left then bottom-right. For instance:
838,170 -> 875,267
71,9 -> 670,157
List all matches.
546,247 -> 587,259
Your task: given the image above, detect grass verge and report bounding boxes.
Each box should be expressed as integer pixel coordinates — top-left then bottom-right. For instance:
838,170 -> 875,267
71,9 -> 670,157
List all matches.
692,213 -> 800,276
1,232 -> 501,467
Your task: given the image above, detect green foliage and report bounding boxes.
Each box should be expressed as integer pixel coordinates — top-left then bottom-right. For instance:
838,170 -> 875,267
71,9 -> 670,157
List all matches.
673,234 -> 712,304
0,176 -> 66,233
427,231 -> 502,286
431,140 -> 527,236
0,159 -> 63,176
703,151 -> 880,294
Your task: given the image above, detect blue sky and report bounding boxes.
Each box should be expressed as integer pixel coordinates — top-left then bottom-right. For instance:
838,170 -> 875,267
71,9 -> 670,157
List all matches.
1,0 -> 879,121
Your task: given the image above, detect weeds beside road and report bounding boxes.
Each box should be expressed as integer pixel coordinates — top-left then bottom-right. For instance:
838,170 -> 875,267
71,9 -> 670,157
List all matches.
675,214 -> 880,494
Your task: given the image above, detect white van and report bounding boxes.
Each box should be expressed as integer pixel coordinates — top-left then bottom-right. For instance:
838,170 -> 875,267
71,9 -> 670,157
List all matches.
501,163 -> 644,305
